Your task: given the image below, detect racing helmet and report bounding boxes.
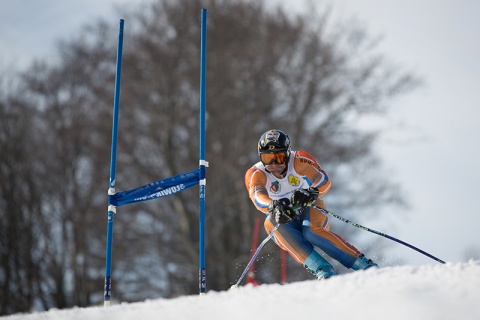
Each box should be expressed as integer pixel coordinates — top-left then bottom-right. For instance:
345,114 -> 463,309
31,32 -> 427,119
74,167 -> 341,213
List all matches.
257,129 -> 291,165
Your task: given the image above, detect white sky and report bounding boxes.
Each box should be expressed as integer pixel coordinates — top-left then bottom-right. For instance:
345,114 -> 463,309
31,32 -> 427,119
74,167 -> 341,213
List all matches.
1,0 -> 479,267
5,262 -> 480,319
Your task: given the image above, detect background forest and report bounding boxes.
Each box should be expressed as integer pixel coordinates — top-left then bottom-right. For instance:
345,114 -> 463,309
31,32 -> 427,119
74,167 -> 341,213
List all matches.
0,0 -> 421,315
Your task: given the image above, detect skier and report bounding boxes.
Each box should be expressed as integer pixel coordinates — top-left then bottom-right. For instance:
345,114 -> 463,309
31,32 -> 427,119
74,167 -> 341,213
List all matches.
244,129 -> 378,280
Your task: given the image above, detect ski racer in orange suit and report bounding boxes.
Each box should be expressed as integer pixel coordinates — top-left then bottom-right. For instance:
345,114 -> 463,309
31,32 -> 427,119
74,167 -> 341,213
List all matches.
245,129 -> 378,279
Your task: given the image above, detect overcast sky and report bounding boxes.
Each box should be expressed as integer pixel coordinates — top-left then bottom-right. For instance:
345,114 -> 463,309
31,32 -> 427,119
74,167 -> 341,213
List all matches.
318,0 -> 480,266
1,0 -> 479,267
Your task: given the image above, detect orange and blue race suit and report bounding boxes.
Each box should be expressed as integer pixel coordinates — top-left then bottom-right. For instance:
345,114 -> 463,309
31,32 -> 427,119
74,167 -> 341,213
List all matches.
245,150 -> 361,268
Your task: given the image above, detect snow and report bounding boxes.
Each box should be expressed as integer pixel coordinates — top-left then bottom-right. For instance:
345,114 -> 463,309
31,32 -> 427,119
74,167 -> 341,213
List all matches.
4,261 -> 480,320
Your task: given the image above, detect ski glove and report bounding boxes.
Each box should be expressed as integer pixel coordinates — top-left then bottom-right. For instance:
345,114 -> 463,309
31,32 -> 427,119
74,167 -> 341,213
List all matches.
268,198 -> 295,224
290,187 -> 319,208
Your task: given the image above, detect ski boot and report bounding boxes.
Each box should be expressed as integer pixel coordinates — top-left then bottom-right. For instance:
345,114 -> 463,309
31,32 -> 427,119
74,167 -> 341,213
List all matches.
351,254 -> 378,270
314,267 -> 337,280
303,250 -> 338,280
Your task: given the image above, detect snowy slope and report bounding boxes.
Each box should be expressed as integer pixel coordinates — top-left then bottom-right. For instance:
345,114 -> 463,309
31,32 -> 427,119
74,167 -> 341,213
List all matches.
3,261 -> 480,320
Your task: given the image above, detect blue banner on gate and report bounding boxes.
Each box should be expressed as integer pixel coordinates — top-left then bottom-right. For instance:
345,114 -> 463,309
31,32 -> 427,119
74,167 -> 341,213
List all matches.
109,168 -> 201,207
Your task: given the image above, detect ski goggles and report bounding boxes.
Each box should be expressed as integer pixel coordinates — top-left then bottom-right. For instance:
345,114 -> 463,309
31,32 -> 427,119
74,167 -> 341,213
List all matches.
260,151 -> 288,165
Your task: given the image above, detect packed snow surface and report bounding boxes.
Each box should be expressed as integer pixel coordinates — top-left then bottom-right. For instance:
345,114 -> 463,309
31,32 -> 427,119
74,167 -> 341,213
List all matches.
4,261 -> 480,320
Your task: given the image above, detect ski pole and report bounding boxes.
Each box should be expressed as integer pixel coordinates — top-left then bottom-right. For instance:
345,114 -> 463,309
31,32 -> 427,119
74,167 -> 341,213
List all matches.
311,204 -> 446,264
230,224 -> 279,289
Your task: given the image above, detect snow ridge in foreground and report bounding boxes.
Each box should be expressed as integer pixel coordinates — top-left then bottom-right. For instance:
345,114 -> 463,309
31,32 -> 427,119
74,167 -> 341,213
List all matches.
4,261 -> 480,320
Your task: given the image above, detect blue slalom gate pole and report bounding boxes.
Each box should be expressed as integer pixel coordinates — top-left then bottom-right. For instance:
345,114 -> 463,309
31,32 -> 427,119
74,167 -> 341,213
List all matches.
104,19 -> 124,306
198,8 -> 208,295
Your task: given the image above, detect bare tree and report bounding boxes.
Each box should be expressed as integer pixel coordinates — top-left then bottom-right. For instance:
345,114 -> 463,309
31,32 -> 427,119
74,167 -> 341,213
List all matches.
0,70 -> 46,314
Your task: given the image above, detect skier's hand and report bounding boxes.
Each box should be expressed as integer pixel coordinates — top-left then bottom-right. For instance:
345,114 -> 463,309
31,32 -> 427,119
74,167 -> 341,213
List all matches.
268,198 -> 295,224
291,187 -> 319,208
